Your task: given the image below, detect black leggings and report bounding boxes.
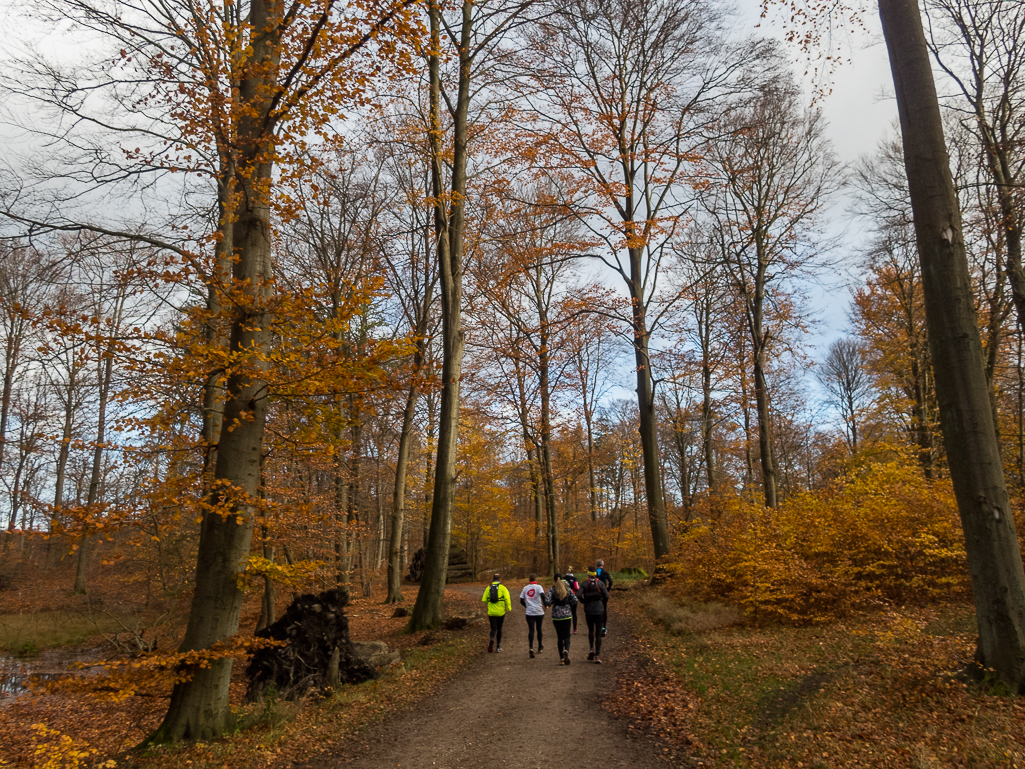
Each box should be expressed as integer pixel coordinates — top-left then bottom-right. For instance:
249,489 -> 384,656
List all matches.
586,613 -> 603,656
570,603 -> 578,631
554,618 -> 572,656
489,615 -> 505,647
526,615 -> 544,649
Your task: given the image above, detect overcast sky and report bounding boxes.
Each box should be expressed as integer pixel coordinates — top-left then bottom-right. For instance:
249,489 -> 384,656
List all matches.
733,0 -> 900,360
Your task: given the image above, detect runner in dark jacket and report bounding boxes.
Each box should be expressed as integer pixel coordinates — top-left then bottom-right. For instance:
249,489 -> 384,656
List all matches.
595,559 -> 613,636
564,566 -> 580,633
579,571 -> 610,662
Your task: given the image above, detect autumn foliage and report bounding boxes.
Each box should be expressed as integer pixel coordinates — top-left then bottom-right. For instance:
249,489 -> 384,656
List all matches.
669,457 -> 969,624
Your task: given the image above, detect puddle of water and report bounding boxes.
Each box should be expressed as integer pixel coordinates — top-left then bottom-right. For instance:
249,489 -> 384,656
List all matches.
0,656 -> 55,697
0,650 -> 100,699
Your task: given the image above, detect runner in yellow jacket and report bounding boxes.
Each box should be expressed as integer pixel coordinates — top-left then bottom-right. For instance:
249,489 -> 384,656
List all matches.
482,573 -> 512,652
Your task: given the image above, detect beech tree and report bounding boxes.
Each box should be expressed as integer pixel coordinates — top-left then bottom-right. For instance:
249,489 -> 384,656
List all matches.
1,0 -> 422,743
877,0 -> 1025,693
520,0 -> 754,557
852,136 -> 938,474
924,0 -> 1025,338
410,0 -> 535,631
376,119 -> 439,604
817,337 -> 874,454
701,69 -> 842,507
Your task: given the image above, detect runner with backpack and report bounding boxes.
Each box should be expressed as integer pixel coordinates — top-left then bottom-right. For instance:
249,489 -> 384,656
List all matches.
564,566 -> 580,634
579,569 -> 610,663
482,573 -> 512,653
545,573 -> 577,665
519,574 -> 547,658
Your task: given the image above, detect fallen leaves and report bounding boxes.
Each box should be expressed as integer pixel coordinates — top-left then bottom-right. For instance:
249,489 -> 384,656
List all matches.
614,587 -> 1025,768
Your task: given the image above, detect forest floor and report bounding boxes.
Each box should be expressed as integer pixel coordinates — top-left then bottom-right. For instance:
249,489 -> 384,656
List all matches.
4,559 -> 1025,768
0,561 -> 670,769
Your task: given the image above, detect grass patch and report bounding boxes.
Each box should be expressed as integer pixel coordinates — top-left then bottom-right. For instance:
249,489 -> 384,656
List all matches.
616,586 -> 1025,768
0,611 -> 123,653
612,567 -> 649,583
631,590 -> 742,635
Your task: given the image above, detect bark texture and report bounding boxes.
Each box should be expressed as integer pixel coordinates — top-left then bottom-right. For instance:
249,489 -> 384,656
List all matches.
880,0 -> 1025,691
145,0 -> 278,742
410,0 -> 468,630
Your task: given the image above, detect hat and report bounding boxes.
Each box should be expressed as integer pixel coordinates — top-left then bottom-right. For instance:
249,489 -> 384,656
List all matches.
587,570 -> 597,577
554,573 -> 562,580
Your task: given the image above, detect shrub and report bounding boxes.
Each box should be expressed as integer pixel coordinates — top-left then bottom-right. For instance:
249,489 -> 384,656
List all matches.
670,459 -> 968,624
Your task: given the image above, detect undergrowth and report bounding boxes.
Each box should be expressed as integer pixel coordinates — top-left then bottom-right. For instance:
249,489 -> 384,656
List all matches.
615,585 -> 1025,768
0,611 -> 124,654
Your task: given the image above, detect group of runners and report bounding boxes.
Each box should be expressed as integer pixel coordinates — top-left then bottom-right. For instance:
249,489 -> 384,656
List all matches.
481,560 -> 614,666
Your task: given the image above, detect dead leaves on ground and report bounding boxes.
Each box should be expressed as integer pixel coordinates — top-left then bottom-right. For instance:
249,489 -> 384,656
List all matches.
612,590 -> 1025,768
0,587 -> 483,769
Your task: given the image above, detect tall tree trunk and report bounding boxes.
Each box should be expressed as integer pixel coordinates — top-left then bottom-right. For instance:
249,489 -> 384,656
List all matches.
146,0 -> 277,740
628,259 -> 670,558
879,0 -> 1025,691
584,408 -> 598,523
748,246 -> 778,508
47,361 -> 78,568
701,353 -> 716,492
255,524 -> 275,634
388,280 -> 432,602
1018,331 -> 1025,490
752,348 -> 778,508
423,389 -> 437,550
0,322 -> 22,483
410,0 -> 469,630
513,355 -> 543,566
387,385 -> 418,603
75,336 -> 115,594
909,348 -> 934,478
539,325 -> 558,571
334,443 -> 349,586
347,407 -> 363,583
201,171 -> 234,481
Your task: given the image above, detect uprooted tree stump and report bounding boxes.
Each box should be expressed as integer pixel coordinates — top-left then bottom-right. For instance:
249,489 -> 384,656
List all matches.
245,588 -> 376,702
406,548 -> 427,583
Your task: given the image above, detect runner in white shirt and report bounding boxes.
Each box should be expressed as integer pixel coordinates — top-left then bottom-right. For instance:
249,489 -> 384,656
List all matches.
519,574 -> 547,658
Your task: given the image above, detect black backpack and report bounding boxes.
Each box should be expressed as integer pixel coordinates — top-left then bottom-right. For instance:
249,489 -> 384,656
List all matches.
583,578 -> 602,603
488,583 -> 500,603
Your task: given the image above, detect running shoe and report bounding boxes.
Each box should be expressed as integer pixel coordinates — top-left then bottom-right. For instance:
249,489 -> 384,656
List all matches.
601,627 -> 607,637
594,657 -> 602,664
587,651 -> 595,660
529,649 -> 535,658
496,647 -> 503,652
537,645 -> 543,653
487,641 -> 493,653
562,651 -> 571,665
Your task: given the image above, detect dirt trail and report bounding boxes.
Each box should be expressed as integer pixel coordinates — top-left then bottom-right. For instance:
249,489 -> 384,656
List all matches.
303,584 -> 667,769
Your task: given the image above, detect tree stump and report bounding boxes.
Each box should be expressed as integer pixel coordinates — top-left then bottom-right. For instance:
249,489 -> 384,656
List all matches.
245,588 -> 376,702
406,548 -> 427,583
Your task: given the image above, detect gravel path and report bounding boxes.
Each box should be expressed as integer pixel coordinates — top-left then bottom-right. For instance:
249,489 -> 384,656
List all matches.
309,586 -> 667,769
